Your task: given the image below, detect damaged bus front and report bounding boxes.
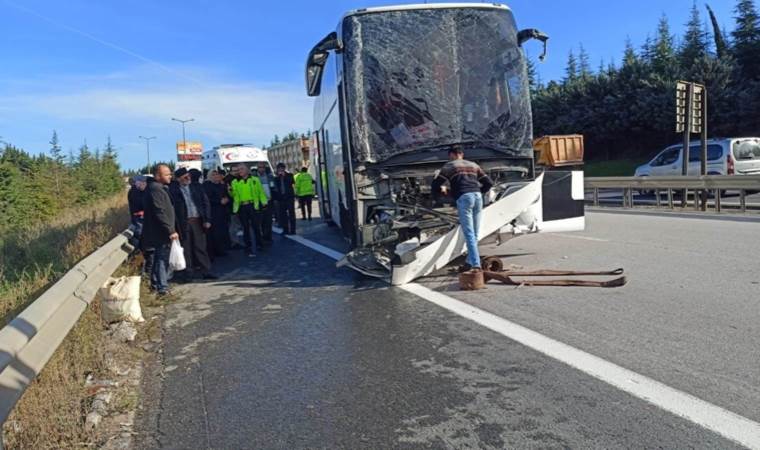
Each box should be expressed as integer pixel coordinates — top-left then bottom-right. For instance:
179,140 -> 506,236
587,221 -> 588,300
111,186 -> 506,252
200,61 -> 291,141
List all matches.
307,3 -> 584,285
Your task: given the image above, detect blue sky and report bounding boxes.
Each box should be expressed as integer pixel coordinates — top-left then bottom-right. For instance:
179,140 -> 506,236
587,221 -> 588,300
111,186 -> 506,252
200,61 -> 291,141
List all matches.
0,0 -> 737,170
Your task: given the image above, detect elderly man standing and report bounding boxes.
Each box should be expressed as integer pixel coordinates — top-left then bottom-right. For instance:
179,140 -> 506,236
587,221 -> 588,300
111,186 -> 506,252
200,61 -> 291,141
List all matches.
230,164 -> 268,257
170,167 -> 216,280
142,164 -> 178,296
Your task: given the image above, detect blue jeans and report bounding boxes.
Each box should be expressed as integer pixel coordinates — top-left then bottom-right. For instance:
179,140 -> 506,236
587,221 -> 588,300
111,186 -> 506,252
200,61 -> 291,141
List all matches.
151,243 -> 171,293
456,192 -> 483,268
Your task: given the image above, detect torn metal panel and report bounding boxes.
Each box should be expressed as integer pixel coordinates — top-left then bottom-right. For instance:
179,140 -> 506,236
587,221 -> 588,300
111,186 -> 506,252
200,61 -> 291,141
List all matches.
339,171 -> 586,285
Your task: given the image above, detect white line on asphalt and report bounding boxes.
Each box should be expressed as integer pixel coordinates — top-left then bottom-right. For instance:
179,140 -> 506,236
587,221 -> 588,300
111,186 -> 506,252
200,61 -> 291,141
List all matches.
283,232 -> 760,449
552,234 -> 609,242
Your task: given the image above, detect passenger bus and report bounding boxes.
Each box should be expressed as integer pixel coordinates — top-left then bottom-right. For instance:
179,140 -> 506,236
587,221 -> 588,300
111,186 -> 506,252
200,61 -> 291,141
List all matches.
307,3 -> 584,283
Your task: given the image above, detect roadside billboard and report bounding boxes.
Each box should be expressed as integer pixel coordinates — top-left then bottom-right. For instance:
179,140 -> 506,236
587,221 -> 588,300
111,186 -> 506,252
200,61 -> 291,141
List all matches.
176,141 -> 203,155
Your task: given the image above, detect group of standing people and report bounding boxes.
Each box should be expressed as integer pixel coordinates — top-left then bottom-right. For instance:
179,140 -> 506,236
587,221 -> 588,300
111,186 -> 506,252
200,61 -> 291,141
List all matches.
128,162 -> 316,296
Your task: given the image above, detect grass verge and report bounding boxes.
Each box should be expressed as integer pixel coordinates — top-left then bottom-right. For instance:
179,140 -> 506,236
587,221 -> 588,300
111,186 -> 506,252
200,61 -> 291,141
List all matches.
0,192 -> 131,449
584,159 -> 647,177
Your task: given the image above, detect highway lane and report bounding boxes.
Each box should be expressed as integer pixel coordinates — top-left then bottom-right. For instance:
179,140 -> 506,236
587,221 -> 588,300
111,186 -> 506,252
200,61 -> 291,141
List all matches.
133,213 -> 751,449
421,211 -> 760,424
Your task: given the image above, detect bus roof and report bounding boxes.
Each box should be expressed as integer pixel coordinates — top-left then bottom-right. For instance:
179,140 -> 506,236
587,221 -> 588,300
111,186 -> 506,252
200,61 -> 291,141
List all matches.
343,3 -> 510,20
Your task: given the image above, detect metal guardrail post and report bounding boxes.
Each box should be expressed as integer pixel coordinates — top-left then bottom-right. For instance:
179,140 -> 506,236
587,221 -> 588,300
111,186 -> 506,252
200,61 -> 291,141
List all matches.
694,190 -> 700,211
655,190 -> 661,208
740,190 -> 746,213
715,191 -> 721,213
593,188 -> 599,207
667,189 -> 674,209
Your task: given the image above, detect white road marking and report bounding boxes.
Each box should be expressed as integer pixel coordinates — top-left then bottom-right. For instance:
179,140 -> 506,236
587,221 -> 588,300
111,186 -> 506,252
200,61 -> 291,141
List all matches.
552,233 -> 610,242
283,233 -> 760,449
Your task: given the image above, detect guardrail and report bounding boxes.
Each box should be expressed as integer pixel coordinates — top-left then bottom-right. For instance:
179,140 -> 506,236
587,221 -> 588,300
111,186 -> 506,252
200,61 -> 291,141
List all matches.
0,230 -> 133,429
585,175 -> 760,213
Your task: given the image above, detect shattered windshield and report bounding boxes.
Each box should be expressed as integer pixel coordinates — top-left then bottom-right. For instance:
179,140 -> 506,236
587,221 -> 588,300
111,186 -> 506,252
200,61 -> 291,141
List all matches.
342,7 -> 533,163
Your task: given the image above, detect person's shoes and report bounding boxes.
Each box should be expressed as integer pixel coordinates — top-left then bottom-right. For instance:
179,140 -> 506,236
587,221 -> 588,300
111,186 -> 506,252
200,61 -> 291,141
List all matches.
247,251 -> 255,257
156,289 -> 172,298
202,273 -> 218,280
457,264 -> 473,273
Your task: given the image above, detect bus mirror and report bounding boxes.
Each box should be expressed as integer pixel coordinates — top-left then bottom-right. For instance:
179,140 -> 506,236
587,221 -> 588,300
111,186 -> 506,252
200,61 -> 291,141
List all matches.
518,28 -> 549,61
306,32 -> 340,97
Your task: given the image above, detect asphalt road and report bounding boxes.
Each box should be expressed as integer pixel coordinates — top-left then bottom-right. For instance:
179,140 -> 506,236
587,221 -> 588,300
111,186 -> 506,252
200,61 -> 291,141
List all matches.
134,212 -> 757,449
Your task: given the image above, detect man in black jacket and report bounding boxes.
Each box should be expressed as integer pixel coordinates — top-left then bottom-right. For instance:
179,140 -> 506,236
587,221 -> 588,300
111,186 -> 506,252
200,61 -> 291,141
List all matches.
203,169 -> 231,256
142,164 -> 179,296
170,167 -> 216,280
272,162 -> 297,235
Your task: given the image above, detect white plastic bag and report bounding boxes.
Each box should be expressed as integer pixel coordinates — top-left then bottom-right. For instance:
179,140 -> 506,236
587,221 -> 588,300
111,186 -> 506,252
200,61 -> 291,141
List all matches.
99,276 -> 145,323
169,239 -> 186,272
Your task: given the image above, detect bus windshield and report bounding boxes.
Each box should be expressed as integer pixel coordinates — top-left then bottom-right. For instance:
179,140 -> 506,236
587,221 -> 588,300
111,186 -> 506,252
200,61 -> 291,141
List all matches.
342,7 -> 533,163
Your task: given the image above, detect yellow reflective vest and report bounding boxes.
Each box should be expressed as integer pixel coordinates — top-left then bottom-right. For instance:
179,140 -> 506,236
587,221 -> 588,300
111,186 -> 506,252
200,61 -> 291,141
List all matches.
294,172 -> 315,197
231,176 -> 268,213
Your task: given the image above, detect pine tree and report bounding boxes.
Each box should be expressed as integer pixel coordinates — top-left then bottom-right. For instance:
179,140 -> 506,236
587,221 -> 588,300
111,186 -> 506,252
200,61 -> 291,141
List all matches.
565,50 -> 578,82
578,44 -> 592,80
680,2 -> 710,69
526,55 -> 538,92
622,38 -> 639,67
49,130 -> 64,164
706,4 -> 729,58
732,0 -> 760,79
651,15 -> 677,76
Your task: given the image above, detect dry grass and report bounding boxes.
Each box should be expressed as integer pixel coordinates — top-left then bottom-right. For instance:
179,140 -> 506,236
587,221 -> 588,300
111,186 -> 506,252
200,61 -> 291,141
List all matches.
0,193 -> 129,323
3,304 -> 106,449
0,192 -> 131,449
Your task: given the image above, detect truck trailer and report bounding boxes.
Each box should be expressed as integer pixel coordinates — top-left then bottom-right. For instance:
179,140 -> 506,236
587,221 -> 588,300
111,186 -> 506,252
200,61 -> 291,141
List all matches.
306,3 -> 585,285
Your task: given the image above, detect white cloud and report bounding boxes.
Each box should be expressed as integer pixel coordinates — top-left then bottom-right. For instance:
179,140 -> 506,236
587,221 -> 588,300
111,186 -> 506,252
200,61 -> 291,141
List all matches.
0,68 -> 314,147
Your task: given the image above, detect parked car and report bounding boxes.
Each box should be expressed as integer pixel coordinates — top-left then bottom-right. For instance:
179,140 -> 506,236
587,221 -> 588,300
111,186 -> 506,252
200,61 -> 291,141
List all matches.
634,138 -> 760,194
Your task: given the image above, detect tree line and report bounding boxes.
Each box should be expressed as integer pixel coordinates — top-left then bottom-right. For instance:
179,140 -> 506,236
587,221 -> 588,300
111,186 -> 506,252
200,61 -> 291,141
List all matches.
0,131 -> 123,232
530,0 -> 760,162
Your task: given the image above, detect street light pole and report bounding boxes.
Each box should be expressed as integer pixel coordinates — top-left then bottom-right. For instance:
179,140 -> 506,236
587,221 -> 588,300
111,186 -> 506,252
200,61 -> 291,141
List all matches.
171,118 -> 195,151
138,136 -> 156,170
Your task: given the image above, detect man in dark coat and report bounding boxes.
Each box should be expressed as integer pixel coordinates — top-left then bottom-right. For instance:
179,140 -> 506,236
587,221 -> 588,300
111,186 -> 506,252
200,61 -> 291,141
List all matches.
142,164 -> 179,296
272,162 -> 297,235
203,169 -> 231,256
169,167 -> 216,280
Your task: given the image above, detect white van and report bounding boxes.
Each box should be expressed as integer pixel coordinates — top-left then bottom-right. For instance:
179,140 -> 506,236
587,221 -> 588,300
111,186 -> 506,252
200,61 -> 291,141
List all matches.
635,138 -> 760,178
201,144 -> 273,174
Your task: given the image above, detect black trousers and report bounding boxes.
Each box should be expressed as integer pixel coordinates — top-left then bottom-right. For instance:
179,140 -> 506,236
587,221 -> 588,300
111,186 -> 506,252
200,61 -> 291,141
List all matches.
259,203 -> 273,242
277,198 -> 296,234
182,219 -> 212,274
298,195 -> 313,219
239,204 -> 263,250
208,207 -> 230,256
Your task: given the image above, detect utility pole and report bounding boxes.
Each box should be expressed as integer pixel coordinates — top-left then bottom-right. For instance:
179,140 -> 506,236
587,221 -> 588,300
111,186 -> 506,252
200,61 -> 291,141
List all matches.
171,118 -> 194,152
138,136 -> 156,170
